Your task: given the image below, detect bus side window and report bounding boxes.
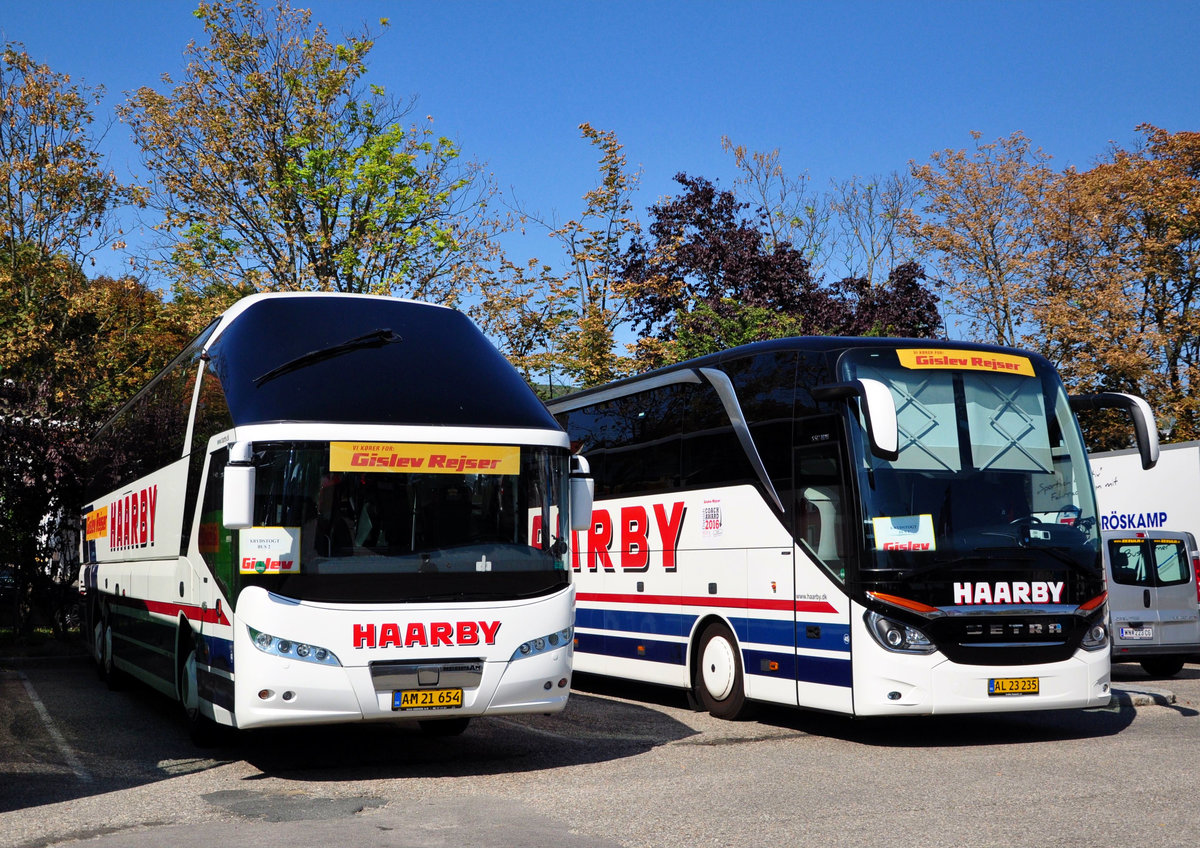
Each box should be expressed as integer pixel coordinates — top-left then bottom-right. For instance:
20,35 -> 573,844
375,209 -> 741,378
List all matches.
794,415 -> 851,583
198,447 -> 235,598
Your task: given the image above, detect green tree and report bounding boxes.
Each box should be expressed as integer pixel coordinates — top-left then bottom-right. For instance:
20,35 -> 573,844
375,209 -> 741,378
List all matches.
122,0 -> 504,316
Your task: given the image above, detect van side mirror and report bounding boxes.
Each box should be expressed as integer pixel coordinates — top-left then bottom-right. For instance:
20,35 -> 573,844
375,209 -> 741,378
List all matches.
569,454 -> 594,532
1069,392 -> 1160,470
814,378 -> 900,461
222,441 -> 256,529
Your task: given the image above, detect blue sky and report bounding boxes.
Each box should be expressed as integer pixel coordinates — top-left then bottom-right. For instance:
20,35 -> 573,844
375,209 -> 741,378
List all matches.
2,0 -> 1198,283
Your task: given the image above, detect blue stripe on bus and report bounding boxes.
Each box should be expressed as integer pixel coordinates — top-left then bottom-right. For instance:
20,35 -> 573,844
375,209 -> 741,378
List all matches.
794,653 -> 853,688
576,609 -> 853,688
577,605 -> 850,653
604,633 -> 688,666
203,633 -> 235,673
792,623 -> 851,653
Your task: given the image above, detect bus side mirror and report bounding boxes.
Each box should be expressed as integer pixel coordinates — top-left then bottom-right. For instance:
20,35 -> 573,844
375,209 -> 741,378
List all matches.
223,441 -> 256,529
1069,392 -> 1160,470
814,378 -> 900,461
570,454 -> 594,532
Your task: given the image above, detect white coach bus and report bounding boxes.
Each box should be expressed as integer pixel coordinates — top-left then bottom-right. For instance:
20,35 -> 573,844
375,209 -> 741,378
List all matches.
548,338 -> 1158,718
81,293 -> 589,741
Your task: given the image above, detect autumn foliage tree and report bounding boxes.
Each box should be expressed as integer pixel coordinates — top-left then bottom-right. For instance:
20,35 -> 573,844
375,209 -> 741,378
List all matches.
0,45 -> 183,634
1037,126 -> 1200,446
122,0 -> 504,322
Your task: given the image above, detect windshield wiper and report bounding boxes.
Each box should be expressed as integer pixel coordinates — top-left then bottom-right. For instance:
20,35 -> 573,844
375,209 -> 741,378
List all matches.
254,328 -> 403,386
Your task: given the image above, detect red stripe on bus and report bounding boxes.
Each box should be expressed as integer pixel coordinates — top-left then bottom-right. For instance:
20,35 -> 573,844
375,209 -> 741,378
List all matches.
143,599 -> 230,626
576,591 -> 839,615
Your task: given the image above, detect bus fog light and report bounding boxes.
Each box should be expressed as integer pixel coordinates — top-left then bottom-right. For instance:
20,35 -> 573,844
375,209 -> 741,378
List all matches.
282,691 -> 295,701
544,681 -> 553,690
295,643 -> 310,658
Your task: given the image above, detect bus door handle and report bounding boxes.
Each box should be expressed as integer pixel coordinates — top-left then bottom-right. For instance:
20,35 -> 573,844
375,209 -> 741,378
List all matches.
1143,589 -> 1151,608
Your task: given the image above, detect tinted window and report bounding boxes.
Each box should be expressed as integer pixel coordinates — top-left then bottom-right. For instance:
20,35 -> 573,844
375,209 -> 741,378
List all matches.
681,381 -> 755,488
719,351 -> 797,497
563,386 -> 685,498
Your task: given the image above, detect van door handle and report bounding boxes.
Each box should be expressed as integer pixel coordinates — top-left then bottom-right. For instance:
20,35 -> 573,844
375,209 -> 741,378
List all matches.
1143,589 -> 1151,608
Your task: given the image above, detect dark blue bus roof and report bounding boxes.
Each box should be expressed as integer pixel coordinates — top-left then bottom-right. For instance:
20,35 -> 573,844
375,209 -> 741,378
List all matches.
204,293 -> 559,430
548,336 -> 1058,409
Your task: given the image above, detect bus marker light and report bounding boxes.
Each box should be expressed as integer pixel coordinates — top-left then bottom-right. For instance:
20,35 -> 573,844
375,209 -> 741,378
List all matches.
258,689 -> 272,700
868,591 -> 940,615
558,678 -> 568,688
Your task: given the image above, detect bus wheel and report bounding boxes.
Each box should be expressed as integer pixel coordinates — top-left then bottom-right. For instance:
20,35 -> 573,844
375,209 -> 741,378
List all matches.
694,621 -> 750,720
418,717 -> 471,737
92,617 -> 106,679
98,620 -> 123,691
179,647 -> 221,747
1140,656 -> 1186,678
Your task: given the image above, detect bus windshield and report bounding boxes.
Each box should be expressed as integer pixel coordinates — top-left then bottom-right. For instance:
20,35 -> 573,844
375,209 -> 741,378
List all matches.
204,442 -> 571,604
839,347 -> 1100,599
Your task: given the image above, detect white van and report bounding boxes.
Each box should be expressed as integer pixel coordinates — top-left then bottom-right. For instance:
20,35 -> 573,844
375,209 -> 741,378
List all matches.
1103,530 -> 1200,677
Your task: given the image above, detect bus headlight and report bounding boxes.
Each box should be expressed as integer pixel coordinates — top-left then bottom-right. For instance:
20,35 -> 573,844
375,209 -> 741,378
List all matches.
247,626 -> 342,666
866,611 -> 935,654
1081,621 -> 1109,651
511,627 -> 573,661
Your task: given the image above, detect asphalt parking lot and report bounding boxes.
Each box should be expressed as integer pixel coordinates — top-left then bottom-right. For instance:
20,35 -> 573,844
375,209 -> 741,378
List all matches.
2,657 -> 1199,848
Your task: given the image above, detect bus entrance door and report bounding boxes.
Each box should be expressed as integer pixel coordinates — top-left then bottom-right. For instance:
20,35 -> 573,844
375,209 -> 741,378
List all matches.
792,418 -> 854,714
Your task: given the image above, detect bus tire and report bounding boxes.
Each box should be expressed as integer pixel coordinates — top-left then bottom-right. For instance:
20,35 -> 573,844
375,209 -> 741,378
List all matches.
1140,656 -> 1186,678
419,717 -> 471,737
178,643 -> 222,747
98,618 -> 124,691
92,616 -> 106,680
694,620 -> 751,720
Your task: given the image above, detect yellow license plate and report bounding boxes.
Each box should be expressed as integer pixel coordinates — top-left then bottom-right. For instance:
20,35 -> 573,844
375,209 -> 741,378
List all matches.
393,687 -> 463,711
988,676 -> 1039,696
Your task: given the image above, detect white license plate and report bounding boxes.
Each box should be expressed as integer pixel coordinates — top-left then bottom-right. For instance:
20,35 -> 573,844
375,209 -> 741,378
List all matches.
1119,627 -> 1153,640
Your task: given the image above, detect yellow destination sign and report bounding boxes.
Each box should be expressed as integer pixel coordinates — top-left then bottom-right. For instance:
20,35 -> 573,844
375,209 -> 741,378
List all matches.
330,442 -> 521,475
897,348 -> 1034,377
85,506 -> 108,540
